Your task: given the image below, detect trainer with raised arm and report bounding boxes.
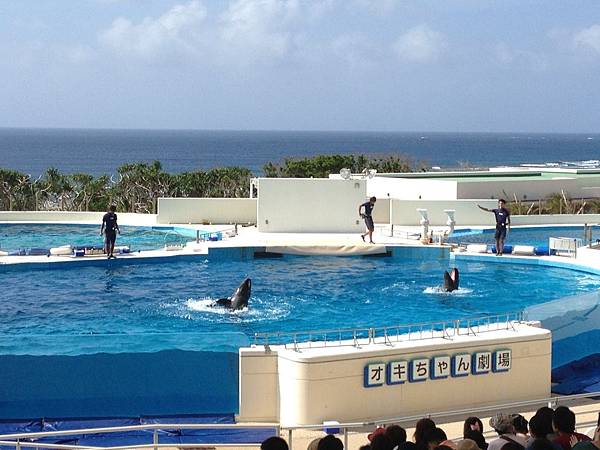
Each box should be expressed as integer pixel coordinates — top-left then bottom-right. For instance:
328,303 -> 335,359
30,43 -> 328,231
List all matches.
477,199 -> 511,255
101,205 -> 120,259
359,196 -> 377,244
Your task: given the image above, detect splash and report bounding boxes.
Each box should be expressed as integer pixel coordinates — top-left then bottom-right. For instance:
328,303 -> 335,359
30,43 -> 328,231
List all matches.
423,286 -> 473,295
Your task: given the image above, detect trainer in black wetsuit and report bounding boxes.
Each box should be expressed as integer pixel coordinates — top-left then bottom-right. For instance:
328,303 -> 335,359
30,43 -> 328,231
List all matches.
477,199 -> 511,255
101,205 -> 120,259
359,196 -> 377,244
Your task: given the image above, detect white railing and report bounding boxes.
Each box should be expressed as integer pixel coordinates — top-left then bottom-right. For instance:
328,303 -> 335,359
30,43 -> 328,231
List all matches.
0,391 -> 599,450
253,311 -> 525,351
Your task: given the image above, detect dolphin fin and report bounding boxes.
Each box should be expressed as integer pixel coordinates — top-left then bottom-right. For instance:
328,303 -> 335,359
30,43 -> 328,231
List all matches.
214,298 -> 232,308
443,271 -> 454,292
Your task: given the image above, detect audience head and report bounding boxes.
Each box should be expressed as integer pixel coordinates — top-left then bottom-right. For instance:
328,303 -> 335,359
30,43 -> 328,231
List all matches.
414,418 -> 437,446
512,415 -> 529,435
262,437 -> 289,450
433,446 -> 454,450
463,430 -> 486,450
307,438 -> 322,450
456,439 -> 480,450
463,417 -> 484,437
370,433 -> 393,450
425,427 -> 448,450
529,406 -> 554,438
385,425 -> 407,448
368,427 -> 386,442
318,435 -> 344,450
552,406 -> 576,434
490,413 -> 516,435
359,446 -> 371,450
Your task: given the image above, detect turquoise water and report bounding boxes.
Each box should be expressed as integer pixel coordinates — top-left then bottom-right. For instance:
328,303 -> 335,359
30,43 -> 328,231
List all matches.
0,223 -> 190,251
449,225 -> 598,247
1,249 -> 600,355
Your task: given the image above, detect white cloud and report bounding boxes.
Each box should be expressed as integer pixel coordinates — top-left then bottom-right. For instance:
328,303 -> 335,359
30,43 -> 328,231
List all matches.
98,1 -> 207,60
393,25 -> 446,63
219,0 -> 302,62
573,24 -> 600,54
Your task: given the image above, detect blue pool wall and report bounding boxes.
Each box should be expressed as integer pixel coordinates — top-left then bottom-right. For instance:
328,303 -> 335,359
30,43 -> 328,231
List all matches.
0,349 -> 239,420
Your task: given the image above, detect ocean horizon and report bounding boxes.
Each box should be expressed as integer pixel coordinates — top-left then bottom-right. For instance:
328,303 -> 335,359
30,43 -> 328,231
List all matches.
1,127 -> 599,176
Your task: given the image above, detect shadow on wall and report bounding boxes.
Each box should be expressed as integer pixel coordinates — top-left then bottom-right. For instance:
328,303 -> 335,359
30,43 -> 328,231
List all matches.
526,290 -> 600,394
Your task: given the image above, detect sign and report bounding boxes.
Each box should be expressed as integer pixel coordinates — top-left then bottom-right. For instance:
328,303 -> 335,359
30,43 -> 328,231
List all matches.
364,349 -> 511,387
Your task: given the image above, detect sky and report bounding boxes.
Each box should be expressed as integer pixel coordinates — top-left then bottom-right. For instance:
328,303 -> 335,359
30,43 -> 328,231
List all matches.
1,0 -> 600,132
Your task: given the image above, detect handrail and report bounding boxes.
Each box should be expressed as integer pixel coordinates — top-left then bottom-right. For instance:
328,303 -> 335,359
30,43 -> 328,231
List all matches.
253,311 -> 526,350
0,391 -> 599,450
0,423 -> 279,440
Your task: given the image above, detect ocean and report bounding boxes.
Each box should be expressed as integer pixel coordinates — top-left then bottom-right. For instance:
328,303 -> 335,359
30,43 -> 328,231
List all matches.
1,128 -> 599,176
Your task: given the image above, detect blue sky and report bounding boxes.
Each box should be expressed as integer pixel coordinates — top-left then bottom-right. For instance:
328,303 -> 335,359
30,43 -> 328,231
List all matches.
1,0 -> 599,132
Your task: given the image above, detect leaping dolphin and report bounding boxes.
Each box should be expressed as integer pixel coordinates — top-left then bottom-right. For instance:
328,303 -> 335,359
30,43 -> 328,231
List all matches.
443,268 -> 459,292
213,278 -> 251,310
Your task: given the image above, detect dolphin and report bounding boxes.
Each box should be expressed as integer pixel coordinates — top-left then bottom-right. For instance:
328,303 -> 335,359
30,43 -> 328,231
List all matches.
213,278 -> 251,310
443,268 -> 459,292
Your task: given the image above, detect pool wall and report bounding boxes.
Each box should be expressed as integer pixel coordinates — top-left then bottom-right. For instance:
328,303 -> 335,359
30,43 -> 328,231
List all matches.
0,349 -> 238,419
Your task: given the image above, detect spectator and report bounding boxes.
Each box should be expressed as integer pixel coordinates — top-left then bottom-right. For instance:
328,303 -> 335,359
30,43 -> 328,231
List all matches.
318,435 -> 344,450
386,425 -> 408,450
534,408 -> 557,441
551,406 -> 591,450
513,415 -> 530,445
457,439 -> 481,450
434,446 -> 454,450
425,428 -> 448,450
488,413 -> 527,450
398,442 -> 418,450
501,443 -> 525,450
528,415 -> 561,450
371,433 -> 394,450
307,438 -> 321,450
528,440 -> 556,450
572,424 -> 600,450
369,427 -> 386,442
464,417 -> 488,450
415,419 -> 437,450
262,437 -> 289,450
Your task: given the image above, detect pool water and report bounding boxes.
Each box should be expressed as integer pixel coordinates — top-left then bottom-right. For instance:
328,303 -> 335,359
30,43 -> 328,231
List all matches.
0,223 -> 189,251
2,253 -> 600,355
449,225 -> 599,247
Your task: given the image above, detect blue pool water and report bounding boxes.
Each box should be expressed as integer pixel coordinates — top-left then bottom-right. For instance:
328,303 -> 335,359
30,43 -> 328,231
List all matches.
0,223 -> 190,251
449,225 -> 598,247
2,251 -> 600,355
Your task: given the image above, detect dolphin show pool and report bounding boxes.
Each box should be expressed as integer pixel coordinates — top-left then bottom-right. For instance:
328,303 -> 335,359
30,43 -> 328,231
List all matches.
1,223 -> 600,419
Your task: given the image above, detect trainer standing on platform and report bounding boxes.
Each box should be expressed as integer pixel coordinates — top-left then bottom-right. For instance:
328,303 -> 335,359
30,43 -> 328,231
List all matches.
359,196 -> 377,244
101,205 -> 120,259
477,199 -> 511,255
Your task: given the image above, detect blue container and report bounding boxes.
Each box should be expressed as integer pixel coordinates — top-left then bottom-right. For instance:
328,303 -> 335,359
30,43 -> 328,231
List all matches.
490,245 -> 513,254
74,249 -> 85,257
534,246 -> 550,256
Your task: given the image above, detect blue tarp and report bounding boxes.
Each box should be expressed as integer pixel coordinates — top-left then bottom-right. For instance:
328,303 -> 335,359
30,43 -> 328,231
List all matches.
552,352 -> 600,395
0,415 -> 276,449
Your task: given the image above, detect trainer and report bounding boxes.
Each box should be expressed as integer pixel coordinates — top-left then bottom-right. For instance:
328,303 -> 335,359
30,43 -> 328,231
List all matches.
477,199 -> 511,255
359,196 -> 377,244
101,205 -> 120,259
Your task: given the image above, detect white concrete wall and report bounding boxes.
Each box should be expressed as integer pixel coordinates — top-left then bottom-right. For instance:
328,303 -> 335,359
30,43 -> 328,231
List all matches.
0,211 -> 157,226
457,178 -> 579,201
156,198 -> 257,224
238,324 -> 551,425
257,178 -> 366,233
368,178 -> 458,200
391,200 -> 498,226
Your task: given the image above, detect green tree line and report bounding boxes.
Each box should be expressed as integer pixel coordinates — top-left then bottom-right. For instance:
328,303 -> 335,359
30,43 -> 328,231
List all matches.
0,154 -> 420,213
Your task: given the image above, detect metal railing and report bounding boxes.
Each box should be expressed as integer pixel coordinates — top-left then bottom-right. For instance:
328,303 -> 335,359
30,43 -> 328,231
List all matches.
253,311 -> 526,351
0,423 -> 280,450
0,390 -> 598,450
